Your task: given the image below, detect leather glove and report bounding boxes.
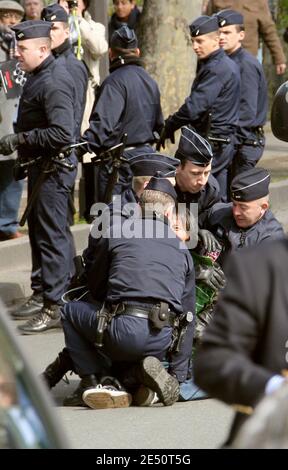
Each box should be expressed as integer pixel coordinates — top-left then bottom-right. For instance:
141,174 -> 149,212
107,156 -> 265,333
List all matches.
0,133 -> 25,156
196,263 -> 226,291
198,229 -> 222,253
156,117 -> 175,150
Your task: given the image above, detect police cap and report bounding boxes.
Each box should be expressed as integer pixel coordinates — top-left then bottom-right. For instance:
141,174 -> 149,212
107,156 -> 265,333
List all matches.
145,172 -> 177,201
12,20 -> 52,40
216,9 -> 244,27
41,3 -> 68,23
175,126 -> 213,166
129,153 -> 180,177
110,25 -> 138,49
0,1 -> 24,14
230,168 -> 270,202
189,15 -> 219,37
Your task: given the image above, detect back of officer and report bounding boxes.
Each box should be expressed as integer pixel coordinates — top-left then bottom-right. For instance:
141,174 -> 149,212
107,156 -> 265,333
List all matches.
160,15 -> 240,201
79,25 -> 164,202
205,167 -> 284,266
82,152 -> 180,278
41,3 -> 88,140
217,9 -> 268,175
50,176 -> 195,407
3,20 -> 77,333
174,126 -> 220,228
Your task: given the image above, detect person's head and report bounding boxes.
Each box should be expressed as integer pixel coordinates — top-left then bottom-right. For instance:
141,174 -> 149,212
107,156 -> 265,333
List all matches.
230,168 -> 270,228
22,0 -> 44,20
216,9 -> 245,54
129,153 -> 180,197
189,15 -> 220,59
109,25 -> 139,60
175,126 -> 213,194
41,4 -> 69,49
57,0 -> 69,14
13,20 -> 52,72
0,1 -> 24,26
113,0 -> 135,22
140,173 -> 177,221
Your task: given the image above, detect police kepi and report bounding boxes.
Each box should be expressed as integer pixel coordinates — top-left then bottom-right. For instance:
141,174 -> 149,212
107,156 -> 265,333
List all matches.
41,3 -> 69,22
12,19 -> 52,40
175,126 -> 213,166
145,172 -> 178,201
130,153 -> 180,177
110,25 -> 138,49
216,9 -> 244,27
230,167 -> 270,201
189,15 -> 219,37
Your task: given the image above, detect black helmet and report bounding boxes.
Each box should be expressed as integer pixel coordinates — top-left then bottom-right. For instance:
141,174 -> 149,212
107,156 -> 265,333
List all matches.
271,81 -> 288,142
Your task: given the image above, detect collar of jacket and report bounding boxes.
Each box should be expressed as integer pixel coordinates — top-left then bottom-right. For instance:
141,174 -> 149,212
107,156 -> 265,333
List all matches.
200,47 -> 225,65
109,55 -> 143,72
110,6 -> 141,31
32,54 -> 54,75
53,39 -> 72,58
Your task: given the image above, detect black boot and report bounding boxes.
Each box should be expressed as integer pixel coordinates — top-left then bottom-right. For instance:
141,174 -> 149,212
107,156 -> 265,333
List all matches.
11,292 -> 43,319
41,348 -> 74,389
18,303 -> 62,334
63,374 -> 98,407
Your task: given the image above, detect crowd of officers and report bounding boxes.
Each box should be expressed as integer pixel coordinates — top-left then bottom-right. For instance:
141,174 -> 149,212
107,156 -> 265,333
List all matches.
0,2 -> 287,446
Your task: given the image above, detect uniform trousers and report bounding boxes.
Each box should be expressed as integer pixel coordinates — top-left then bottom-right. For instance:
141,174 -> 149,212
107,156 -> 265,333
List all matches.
28,159 -> 77,304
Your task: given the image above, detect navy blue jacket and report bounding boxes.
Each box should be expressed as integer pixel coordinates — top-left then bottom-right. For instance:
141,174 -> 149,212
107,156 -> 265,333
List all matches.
206,202 -> 284,265
87,214 -> 195,381
166,48 -> 240,138
176,174 -> 220,228
229,47 -> 268,141
83,58 -> 164,153
53,39 -> 88,139
16,55 -> 76,160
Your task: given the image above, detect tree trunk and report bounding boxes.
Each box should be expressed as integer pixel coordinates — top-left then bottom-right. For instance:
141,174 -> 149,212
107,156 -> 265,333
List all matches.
138,0 -> 202,117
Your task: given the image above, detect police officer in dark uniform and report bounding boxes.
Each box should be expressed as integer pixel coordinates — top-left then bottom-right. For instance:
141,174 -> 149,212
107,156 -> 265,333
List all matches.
41,3 -> 88,141
194,237 -> 288,445
174,125 -> 220,228
0,20 -> 77,333
205,167 -> 284,266
78,25 -> 164,202
159,15 -> 240,201
42,176 -> 195,408
216,10 -> 268,175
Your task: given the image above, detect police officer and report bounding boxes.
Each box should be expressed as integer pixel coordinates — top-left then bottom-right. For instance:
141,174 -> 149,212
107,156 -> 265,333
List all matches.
43,176 -> 195,408
205,167 -> 284,266
78,25 -> 164,202
159,15 -> 240,201
0,20 -> 77,332
194,238 -> 288,444
41,3 -> 88,140
216,10 -> 268,175
174,125 -> 220,229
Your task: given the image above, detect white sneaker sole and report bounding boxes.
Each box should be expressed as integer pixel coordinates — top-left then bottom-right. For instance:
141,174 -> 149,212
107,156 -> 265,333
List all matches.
82,389 -> 132,409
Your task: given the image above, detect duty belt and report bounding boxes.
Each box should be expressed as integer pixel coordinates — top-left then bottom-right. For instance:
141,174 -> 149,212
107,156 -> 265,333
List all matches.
108,302 -> 176,328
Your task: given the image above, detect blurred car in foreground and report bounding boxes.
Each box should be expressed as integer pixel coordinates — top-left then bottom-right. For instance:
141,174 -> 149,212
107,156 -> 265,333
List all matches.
0,299 -> 68,449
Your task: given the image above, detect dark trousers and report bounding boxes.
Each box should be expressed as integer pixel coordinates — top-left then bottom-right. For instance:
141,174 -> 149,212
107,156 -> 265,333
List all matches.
232,138 -> 265,176
28,163 -> 76,304
61,300 -> 172,377
211,138 -> 236,202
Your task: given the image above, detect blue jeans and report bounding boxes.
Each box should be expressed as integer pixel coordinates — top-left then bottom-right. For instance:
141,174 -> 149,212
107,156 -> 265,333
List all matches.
0,160 -> 23,235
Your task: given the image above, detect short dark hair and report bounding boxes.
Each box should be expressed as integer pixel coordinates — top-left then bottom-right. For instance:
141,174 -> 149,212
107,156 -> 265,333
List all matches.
110,46 -> 138,56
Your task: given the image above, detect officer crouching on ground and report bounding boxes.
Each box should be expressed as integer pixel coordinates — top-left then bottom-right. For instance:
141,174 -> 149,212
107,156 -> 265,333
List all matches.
41,175 -> 195,408
204,167 -> 285,267
0,20 -> 77,333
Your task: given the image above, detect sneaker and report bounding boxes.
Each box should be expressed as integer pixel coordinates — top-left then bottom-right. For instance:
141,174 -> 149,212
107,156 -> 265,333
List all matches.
82,385 -> 132,409
139,356 -> 180,406
133,385 -> 159,406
